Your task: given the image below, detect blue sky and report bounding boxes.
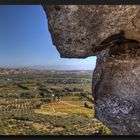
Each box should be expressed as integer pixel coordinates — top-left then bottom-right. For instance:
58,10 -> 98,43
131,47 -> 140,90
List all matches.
0,5 -> 96,70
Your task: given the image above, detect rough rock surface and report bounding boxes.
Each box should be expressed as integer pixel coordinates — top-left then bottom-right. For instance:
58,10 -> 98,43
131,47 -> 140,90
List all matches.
44,5 -> 140,135
44,5 -> 140,58
93,40 -> 140,135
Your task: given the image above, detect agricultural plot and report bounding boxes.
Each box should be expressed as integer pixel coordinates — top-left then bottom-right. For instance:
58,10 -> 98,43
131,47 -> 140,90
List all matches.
0,69 -> 111,135
35,99 -> 94,117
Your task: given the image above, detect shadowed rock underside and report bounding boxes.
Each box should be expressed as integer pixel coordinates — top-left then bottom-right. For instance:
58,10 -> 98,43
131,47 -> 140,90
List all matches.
44,5 -> 140,58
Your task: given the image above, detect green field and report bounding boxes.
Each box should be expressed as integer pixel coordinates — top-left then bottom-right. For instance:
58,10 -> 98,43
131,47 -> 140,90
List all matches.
0,68 -> 111,135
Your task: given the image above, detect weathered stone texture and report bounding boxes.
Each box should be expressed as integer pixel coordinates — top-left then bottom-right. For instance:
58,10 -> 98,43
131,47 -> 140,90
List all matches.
93,40 -> 140,135
44,5 -> 140,58
43,5 -> 140,135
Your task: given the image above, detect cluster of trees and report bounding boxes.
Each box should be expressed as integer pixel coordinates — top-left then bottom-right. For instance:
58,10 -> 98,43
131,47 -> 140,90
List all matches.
84,101 -> 94,109
80,92 -> 94,103
46,78 -> 91,84
38,86 -> 84,98
20,92 -> 36,99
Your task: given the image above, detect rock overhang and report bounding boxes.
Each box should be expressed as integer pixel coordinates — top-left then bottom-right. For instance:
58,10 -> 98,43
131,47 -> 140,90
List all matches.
43,5 -> 140,135
43,5 -> 140,58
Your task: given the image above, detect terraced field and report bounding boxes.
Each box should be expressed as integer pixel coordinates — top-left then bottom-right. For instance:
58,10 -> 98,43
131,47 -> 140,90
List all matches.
0,69 -> 111,135
35,99 -> 94,117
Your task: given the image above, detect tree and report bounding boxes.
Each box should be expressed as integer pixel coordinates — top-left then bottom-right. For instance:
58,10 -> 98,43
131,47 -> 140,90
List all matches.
20,92 -> 35,99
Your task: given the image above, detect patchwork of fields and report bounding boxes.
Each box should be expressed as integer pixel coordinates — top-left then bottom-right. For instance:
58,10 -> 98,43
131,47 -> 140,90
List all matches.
0,69 -> 111,135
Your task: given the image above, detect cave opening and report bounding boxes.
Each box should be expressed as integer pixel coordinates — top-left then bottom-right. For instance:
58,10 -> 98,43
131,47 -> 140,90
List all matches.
0,5 -> 106,136
0,5 -> 97,71
0,4 -> 97,101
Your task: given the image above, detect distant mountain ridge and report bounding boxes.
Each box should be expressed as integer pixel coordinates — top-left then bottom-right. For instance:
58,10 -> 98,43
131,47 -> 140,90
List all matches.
0,67 -> 92,75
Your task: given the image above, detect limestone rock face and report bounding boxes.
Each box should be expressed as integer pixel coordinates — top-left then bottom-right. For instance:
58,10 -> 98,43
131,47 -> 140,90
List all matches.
44,5 -> 140,58
44,5 -> 140,135
93,40 -> 140,135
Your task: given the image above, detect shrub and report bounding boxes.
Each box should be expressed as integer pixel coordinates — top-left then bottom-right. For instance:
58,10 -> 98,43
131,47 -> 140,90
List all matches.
84,102 -> 93,109
20,92 -> 35,99
40,98 -> 52,103
100,126 -> 112,135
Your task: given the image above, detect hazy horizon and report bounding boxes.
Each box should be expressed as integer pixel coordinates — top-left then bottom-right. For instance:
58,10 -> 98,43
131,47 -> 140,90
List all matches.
0,64 -> 94,71
0,5 -> 96,70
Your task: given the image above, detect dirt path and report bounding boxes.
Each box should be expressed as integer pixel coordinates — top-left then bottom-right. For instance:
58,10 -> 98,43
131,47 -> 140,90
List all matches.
35,101 -> 79,116
59,101 -> 78,107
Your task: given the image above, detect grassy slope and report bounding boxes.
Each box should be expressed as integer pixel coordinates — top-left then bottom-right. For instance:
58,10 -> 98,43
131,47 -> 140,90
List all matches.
35,97 -> 94,118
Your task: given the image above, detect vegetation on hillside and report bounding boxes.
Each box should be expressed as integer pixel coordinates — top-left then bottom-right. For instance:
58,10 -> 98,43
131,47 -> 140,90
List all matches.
0,69 -> 111,135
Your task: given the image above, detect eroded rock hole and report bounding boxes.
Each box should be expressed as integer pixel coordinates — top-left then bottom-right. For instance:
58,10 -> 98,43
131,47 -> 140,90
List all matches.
54,6 -> 61,11
0,5 -> 111,136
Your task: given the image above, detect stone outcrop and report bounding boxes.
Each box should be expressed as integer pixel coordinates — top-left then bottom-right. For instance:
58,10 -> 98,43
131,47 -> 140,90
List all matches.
44,5 -> 140,58
93,40 -> 140,135
44,5 -> 140,135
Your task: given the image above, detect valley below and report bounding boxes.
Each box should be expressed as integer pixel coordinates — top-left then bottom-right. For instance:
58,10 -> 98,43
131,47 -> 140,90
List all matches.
0,68 -> 110,135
